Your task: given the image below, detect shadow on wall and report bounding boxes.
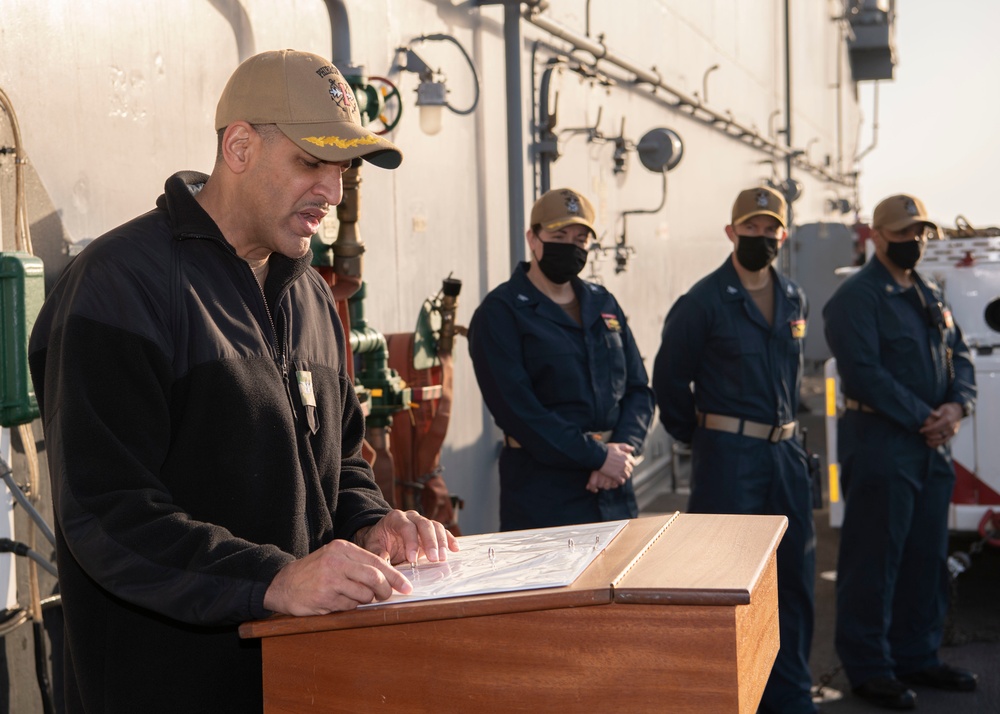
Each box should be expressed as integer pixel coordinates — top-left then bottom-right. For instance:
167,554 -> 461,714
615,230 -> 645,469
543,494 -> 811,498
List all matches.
10,161 -> 74,293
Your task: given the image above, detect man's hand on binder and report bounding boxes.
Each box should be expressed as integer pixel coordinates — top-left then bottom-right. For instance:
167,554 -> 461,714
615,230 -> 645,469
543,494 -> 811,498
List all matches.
357,508 -> 460,568
262,510 -> 458,615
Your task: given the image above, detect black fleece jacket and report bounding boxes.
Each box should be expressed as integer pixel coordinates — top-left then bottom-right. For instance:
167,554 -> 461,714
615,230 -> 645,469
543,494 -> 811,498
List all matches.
29,171 -> 391,713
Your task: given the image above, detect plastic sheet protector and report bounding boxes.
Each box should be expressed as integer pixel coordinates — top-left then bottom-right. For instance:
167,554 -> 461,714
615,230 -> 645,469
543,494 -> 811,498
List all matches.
361,519 -> 628,607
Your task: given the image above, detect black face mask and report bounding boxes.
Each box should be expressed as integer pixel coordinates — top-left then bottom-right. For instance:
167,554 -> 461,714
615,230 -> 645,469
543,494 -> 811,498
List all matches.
735,235 -> 780,271
536,241 -> 588,284
885,239 -> 926,270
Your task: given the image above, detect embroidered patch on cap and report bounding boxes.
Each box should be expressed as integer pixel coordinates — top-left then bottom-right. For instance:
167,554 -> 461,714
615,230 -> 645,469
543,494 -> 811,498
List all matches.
326,78 -> 356,110
302,134 -> 380,149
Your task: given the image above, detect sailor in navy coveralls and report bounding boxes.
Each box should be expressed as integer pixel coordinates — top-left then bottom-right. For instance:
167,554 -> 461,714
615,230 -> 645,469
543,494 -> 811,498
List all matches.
824,194 -> 977,710
468,188 -> 654,531
653,186 -> 817,714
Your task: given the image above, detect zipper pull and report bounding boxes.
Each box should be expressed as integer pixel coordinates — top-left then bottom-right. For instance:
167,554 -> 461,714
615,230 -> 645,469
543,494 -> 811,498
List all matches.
281,361 -> 297,422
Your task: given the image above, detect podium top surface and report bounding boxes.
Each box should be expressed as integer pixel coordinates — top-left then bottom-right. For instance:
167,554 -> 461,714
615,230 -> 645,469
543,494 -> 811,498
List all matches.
612,512 -> 786,606
239,512 -> 786,640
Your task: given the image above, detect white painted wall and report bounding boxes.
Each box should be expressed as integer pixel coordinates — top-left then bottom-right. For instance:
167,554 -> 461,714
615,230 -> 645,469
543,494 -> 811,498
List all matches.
0,0 -> 864,537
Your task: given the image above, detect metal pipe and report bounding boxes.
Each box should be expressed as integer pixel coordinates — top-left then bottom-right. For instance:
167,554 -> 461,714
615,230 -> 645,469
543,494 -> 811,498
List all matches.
504,0 -> 527,269
476,0 -> 529,264
349,326 -> 388,358
437,277 -> 463,356
836,16 -> 844,175
783,0 -> 794,229
782,0 -> 794,275
330,164 -> 365,304
323,0 -> 352,67
347,284 -> 388,375
855,81 -> 880,162
702,64 -> 719,104
537,61 -> 560,194
522,7 -> 852,187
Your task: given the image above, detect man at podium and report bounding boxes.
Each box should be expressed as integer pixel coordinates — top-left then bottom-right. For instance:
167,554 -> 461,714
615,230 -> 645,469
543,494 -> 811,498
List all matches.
28,50 -> 457,714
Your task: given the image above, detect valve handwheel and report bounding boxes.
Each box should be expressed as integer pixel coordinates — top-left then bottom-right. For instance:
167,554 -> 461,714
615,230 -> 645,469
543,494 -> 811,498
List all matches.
367,76 -> 403,135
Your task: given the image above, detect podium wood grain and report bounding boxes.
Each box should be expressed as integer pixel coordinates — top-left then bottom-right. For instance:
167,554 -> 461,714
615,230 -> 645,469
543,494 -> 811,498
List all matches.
241,513 -> 785,713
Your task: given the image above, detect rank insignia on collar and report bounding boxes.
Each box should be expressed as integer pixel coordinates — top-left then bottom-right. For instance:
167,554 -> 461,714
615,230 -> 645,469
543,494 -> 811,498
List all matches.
726,285 -> 739,294
790,319 -> 806,339
602,313 -> 622,332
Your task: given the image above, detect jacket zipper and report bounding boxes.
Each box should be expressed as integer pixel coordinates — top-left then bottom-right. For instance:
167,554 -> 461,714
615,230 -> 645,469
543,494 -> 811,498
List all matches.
249,267 -> 298,420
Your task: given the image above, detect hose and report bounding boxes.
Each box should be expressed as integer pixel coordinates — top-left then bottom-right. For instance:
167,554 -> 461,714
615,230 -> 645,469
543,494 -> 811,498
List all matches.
33,621 -> 55,714
0,87 -> 55,707
1,467 -> 56,548
0,86 -> 33,254
0,538 -> 58,578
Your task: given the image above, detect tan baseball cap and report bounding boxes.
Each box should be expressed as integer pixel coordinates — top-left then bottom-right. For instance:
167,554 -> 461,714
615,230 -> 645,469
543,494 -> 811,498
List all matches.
872,194 -> 938,231
731,186 -> 787,228
529,188 -> 596,235
215,49 -> 402,169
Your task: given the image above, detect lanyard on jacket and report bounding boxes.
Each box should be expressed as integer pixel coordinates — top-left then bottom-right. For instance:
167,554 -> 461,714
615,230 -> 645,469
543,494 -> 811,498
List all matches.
911,271 -> 955,382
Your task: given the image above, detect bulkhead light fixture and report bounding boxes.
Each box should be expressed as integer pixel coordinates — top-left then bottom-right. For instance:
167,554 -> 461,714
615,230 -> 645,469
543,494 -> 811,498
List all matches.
415,75 -> 447,136
396,34 -> 480,136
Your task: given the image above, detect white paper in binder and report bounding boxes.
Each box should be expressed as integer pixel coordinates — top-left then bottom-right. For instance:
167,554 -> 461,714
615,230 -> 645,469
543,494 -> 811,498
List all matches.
361,519 -> 628,608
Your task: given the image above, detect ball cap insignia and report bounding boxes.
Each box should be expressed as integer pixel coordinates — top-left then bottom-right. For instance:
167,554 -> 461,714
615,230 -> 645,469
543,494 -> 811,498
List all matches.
872,194 -> 938,232
731,186 -> 787,228
530,188 -> 597,236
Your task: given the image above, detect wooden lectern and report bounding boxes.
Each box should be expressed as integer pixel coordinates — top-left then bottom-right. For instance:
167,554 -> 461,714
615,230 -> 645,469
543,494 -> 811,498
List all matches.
240,512 -> 785,713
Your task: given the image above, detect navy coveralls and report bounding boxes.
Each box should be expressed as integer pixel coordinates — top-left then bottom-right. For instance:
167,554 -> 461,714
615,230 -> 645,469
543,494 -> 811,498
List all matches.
468,263 -> 654,531
823,258 -> 975,688
652,257 -> 816,714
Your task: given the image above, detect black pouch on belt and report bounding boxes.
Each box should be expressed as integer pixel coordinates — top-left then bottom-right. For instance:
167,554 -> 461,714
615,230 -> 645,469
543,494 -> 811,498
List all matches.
802,427 -> 824,510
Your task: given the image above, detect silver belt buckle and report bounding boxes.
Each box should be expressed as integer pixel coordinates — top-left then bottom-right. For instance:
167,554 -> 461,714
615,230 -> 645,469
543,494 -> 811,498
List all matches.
770,422 -> 794,443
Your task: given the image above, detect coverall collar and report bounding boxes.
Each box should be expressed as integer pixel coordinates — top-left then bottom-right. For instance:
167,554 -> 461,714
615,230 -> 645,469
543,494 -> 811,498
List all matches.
718,258 -> 799,332
511,261 -> 602,329
863,255 -> 933,296
158,171 -> 314,296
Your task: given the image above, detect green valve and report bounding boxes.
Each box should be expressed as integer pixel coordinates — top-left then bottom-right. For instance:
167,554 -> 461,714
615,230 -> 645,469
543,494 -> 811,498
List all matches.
0,252 -> 44,426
